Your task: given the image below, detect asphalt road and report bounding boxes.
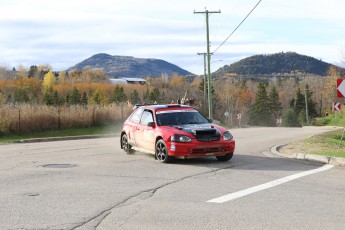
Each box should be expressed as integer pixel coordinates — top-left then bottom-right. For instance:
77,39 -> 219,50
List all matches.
0,126 -> 344,230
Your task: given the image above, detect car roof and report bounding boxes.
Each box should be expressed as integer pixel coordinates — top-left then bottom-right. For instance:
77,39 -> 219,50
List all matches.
133,104 -> 193,111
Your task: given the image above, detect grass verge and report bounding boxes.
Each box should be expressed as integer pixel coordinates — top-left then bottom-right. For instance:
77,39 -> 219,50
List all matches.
281,129 -> 345,158
0,122 -> 123,143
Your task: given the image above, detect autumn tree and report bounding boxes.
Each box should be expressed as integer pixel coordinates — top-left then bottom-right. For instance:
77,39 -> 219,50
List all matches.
42,71 -> 56,94
15,64 -> 27,78
42,71 -> 56,105
89,88 -> 108,106
0,91 -> 5,104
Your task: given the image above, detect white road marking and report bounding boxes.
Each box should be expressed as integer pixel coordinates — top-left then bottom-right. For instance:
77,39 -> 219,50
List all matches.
207,164 -> 334,203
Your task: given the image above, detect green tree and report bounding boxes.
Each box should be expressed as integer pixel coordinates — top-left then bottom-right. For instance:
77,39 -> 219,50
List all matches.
81,92 -> 88,107
290,85 -> 318,124
43,88 -> 54,105
14,88 -> 29,103
111,85 -> 127,104
143,89 -> 150,103
149,87 -> 160,103
249,82 -> 275,126
70,87 -> 81,105
305,85 -> 318,118
130,89 -> 140,104
282,108 -> 301,127
28,65 -> 38,78
268,85 -> 282,120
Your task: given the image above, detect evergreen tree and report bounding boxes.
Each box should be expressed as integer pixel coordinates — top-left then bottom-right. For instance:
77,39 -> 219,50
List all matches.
289,85 -> 318,124
111,85 -> 127,104
149,87 -> 160,103
14,88 -> 29,103
305,85 -> 318,118
282,108 -> 301,127
130,90 -> 140,104
248,82 -> 275,126
70,87 -> 81,105
43,88 -> 54,105
268,85 -> 282,119
28,65 -> 38,78
81,92 -> 88,107
143,89 -> 150,103
52,90 -> 59,105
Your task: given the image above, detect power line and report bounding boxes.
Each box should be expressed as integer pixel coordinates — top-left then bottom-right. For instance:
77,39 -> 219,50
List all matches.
212,0 -> 262,54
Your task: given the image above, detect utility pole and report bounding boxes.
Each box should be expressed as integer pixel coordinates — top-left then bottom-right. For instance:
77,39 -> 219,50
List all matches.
194,8 -> 221,119
197,52 -> 212,115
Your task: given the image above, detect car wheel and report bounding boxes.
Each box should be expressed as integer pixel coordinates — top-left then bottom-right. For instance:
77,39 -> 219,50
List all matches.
121,134 -> 133,154
155,139 -> 173,163
216,153 -> 233,161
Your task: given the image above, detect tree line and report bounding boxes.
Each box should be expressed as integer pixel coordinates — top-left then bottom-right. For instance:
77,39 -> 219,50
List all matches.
0,64 -> 343,127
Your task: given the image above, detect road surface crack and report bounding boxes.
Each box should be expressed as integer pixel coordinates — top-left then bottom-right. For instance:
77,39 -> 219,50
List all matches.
72,165 -> 237,229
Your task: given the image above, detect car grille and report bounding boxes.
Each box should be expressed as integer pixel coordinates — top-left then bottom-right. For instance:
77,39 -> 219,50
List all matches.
193,129 -> 221,142
190,146 -> 230,154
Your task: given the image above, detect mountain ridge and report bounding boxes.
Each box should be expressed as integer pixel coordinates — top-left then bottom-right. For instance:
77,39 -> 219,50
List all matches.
213,52 -> 345,78
67,53 -> 194,78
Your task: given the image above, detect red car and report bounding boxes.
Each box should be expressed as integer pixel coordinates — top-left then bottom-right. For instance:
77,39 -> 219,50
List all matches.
120,104 -> 235,163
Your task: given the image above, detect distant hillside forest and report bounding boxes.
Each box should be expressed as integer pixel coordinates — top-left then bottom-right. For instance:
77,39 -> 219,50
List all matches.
67,53 -> 194,78
215,52 -> 345,77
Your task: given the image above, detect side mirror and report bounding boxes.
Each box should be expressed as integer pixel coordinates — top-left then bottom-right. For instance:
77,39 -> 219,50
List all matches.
147,122 -> 156,127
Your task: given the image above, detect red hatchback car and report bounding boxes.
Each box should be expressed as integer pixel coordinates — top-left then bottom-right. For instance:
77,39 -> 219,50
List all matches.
120,104 -> 235,163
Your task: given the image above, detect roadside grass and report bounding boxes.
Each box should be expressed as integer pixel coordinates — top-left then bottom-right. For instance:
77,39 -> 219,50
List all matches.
0,122 -> 123,143
298,130 -> 345,158
312,114 -> 345,127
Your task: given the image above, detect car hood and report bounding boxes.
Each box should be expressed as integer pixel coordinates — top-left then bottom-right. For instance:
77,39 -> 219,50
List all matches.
171,123 -> 221,136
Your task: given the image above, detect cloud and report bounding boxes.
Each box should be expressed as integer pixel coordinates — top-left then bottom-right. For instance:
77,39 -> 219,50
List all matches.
0,0 -> 345,74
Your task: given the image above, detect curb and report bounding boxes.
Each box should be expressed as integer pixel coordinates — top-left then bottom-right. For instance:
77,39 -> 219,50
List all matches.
14,134 -> 118,143
271,145 -> 345,167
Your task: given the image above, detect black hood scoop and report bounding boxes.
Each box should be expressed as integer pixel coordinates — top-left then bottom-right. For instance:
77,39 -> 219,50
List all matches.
174,124 -> 221,142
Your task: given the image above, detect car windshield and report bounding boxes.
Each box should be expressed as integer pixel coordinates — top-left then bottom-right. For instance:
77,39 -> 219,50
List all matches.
156,110 -> 210,126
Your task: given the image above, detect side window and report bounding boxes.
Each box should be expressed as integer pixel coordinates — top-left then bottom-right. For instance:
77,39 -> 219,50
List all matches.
129,108 -> 144,123
140,110 -> 154,125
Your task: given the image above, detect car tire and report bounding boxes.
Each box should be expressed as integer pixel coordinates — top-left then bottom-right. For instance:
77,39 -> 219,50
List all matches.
216,153 -> 233,161
121,134 -> 133,154
155,139 -> 173,163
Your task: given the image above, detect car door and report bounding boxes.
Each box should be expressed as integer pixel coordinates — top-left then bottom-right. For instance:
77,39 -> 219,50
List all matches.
136,110 -> 155,151
127,108 -> 144,147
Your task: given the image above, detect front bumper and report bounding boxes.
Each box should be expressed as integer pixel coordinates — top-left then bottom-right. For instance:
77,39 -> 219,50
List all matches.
167,139 -> 235,157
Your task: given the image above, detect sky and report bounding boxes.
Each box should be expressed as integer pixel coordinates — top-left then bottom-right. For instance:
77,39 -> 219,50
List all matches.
1,0 -> 345,75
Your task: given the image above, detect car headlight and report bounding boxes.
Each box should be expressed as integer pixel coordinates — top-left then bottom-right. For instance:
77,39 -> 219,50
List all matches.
223,131 -> 233,141
171,135 -> 192,143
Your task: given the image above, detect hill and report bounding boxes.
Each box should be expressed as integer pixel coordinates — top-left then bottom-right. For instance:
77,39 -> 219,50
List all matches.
67,53 -> 194,78
214,52 -> 345,78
